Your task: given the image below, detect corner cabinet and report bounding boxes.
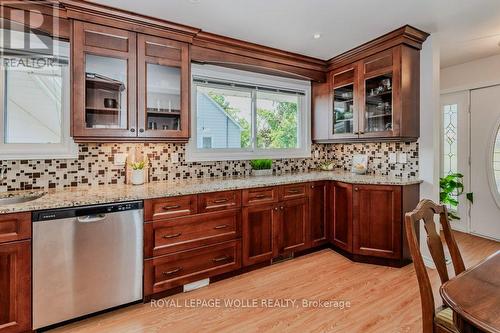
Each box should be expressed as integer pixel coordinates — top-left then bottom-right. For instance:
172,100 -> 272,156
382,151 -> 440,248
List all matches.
72,21 -> 190,142
312,26 -> 428,143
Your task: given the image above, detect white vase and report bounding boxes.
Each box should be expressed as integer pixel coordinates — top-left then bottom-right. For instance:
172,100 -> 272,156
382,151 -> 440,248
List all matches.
131,169 -> 144,185
251,169 -> 273,177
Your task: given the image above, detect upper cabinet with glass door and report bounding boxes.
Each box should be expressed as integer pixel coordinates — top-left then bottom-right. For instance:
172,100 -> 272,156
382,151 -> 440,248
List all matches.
72,21 -> 137,140
314,43 -> 423,143
360,49 -> 395,138
331,65 -> 358,139
72,22 -> 189,142
137,35 -> 189,139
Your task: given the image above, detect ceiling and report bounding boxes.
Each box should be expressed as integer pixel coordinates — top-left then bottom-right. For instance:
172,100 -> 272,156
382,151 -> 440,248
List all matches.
90,0 -> 500,68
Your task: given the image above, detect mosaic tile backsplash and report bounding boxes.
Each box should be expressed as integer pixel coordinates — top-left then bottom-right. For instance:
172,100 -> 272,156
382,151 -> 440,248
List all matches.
0,142 -> 418,191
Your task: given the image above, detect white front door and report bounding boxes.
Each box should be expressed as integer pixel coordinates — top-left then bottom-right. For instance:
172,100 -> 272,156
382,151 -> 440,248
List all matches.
470,85 -> 500,241
440,91 -> 469,232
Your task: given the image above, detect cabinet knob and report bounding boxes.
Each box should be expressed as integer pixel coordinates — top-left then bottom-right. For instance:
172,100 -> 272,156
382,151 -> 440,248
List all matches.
359,131 -> 365,134
311,185 -> 315,189
130,128 -> 136,133
139,128 -> 145,133
280,206 -> 284,210
354,187 -> 359,191
274,207 -> 278,211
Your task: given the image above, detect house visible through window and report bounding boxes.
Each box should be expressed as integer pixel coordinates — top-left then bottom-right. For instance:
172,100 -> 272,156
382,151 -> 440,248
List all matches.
187,65 -> 311,161
0,26 -> 76,159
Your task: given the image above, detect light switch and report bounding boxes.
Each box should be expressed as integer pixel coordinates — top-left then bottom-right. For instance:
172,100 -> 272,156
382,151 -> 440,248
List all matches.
114,153 -> 127,166
171,153 -> 179,164
314,150 -> 320,159
397,152 -> 408,164
388,153 -> 397,164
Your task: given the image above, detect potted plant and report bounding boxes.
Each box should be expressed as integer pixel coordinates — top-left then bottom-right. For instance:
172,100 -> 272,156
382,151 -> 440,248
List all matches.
129,160 -> 147,185
440,173 -> 473,220
250,159 -> 273,176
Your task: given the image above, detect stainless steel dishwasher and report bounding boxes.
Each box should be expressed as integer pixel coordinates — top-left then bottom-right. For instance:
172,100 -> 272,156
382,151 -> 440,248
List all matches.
32,201 -> 143,330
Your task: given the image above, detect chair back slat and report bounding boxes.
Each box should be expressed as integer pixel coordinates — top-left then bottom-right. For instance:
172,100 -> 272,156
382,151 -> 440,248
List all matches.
404,199 -> 466,333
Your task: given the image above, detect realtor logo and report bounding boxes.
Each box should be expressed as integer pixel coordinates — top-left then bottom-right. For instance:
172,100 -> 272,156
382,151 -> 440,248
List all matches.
0,0 -> 59,58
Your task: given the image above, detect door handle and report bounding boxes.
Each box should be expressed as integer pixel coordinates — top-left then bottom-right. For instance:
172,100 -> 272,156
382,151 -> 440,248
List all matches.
163,267 -> 182,275
162,232 -> 182,239
212,256 -> 230,263
163,205 -> 181,210
77,214 -> 107,223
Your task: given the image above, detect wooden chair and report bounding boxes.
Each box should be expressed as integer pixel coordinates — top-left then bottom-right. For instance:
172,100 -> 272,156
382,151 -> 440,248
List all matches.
405,199 -> 466,333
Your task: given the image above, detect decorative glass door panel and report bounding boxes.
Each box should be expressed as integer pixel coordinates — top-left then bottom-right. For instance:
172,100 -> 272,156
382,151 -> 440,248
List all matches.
145,64 -> 181,132
333,85 -> 355,136
85,54 -> 128,129
364,73 -> 393,133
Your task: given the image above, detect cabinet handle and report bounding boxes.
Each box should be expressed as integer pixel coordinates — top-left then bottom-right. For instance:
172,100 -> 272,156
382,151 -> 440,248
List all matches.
163,204 -> 181,210
254,194 -> 267,199
162,232 -> 182,239
353,131 -> 359,135
163,267 -> 182,275
214,224 -> 229,229
287,189 -> 300,194
213,256 -> 230,263
213,198 -> 229,204
139,128 -> 145,133
359,131 -> 365,134
130,128 -> 136,133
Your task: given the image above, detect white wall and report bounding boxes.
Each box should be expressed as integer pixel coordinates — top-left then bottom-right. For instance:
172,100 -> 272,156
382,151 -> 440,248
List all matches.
419,35 -> 441,268
441,53 -> 500,92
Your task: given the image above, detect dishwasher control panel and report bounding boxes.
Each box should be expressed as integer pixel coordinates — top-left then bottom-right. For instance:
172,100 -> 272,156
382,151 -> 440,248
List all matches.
32,201 -> 143,221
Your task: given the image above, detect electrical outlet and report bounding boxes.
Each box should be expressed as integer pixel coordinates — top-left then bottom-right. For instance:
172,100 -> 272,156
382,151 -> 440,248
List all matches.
114,153 -> 127,166
397,152 -> 408,164
388,153 -> 397,164
170,153 -> 179,164
314,150 -> 320,159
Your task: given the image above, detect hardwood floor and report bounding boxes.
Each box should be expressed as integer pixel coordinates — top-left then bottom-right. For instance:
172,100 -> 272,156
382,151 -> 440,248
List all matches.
49,231 -> 499,333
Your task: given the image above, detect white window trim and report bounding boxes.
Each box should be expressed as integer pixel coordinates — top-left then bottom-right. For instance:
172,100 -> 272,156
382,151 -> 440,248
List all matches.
186,64 -> 311,162
0,55 -> 77,160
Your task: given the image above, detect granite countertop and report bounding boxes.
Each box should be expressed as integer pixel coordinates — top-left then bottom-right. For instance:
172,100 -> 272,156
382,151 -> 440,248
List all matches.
0,170 -> 421,214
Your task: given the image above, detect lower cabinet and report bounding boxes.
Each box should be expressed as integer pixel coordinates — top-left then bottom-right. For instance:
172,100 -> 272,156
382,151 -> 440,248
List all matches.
330,182 -> 353,252
352,184 -> 402,259
308,181 -> 329,247
144,240 -> 241,294
280,197 -> 309,253
0,240 -> 31,333
242,203 -> 280,266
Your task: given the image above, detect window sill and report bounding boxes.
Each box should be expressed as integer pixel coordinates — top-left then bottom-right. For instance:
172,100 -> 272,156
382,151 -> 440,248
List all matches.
185,147 -> 312,162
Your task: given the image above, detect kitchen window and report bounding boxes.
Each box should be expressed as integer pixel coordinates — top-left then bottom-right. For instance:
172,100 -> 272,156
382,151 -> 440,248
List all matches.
187,64 -> 311,161
0,27 -> 76,159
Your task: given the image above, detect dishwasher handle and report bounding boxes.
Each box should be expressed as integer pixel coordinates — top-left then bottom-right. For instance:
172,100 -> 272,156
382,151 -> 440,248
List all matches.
77,214 -> 107,223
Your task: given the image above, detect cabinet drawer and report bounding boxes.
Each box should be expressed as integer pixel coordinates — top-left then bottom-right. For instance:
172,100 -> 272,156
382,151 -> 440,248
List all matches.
242,187 -> 279,206
0,212 -> 31,244
144,195 -> 197,221
198,190 -> 241,213
280,183 -> 307,200
146,209 -> 241,257
144,240 -> 241,294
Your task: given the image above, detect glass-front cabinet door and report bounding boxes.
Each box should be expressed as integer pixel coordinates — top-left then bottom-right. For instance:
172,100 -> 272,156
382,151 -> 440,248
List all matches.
73,21 -> 137,139
331,65 -> 358,139
137,35 -> 189,139
360,49 -> 396,138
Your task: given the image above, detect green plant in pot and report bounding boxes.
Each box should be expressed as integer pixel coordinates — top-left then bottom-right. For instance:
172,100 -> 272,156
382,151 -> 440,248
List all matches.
129,160 -> 147,185
250,159 -> 273,176
439,173 -> 473,220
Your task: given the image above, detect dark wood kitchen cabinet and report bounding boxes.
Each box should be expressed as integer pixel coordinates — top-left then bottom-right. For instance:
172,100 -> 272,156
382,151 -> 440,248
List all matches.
280,197 -> 309,254
312,26 -> 428,143
308,181 -> 329,247
137,34 -> 189,139
330,182 -> 353,252
242,202 -> 279,266
352,184 -> 402,259
0,212 -> 31,333
72,21 -> 190,142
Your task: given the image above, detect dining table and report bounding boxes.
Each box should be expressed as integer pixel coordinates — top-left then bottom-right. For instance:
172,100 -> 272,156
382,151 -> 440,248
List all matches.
440,250 -> 500,333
